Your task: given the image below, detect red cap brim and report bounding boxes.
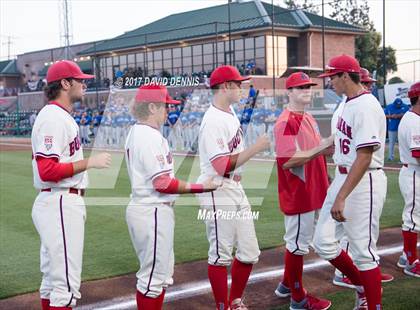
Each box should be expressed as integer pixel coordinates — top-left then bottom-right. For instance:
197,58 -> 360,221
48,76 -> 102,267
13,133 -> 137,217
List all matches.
318,71 -> 341,78
166,98 -> 181,105
75,73 -> 95,79
362,77 -> 377,83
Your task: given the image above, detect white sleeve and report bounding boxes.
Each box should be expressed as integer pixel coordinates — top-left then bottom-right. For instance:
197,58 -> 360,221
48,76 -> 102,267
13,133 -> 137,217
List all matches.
201,121 -> 231,162
354,106 -> 383,150
409,119 -> 420,151
141,138 -> 173,181
33,120 -> 68,159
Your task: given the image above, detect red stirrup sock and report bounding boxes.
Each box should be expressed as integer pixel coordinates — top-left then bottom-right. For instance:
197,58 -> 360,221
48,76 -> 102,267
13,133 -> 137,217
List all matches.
136,290 -> 165,310
41,299 -> 50,310
403,230 -> 418,264
360,267 -> 382,310
329,250 -> 363,286
208,264 -> 229,310
285,250 -> 305,302
229,258 -> 253,304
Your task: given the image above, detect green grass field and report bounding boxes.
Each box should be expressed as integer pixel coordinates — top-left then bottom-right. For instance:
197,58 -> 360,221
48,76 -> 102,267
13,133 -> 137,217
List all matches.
0,150 -> 405,299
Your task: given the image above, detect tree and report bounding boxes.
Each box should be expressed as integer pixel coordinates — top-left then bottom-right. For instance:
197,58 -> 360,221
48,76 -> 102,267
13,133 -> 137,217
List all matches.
284,0 -> 319,14
329,0 -> 397,85
388,76 -> 405,84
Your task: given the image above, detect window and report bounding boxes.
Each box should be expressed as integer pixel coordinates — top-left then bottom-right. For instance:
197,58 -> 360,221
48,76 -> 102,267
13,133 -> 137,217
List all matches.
287,37 -> 298,67
245,49 -> 254,60
255,36 -> 265,48
113,56 -> 119,65
120,55 -> 127,65
163,49 -> 171,59
154,50 -> 162,60
203,43 -> 213,55
182,46 -> 191,57
245,38 -> 254,49
173,48 -> 181,58
255,48 -> 265,58
193,45 -> 202,56
203,54 -> 213,65
136,53 -> 144,65
234,39 -> 244,51
128,54 -> 135,64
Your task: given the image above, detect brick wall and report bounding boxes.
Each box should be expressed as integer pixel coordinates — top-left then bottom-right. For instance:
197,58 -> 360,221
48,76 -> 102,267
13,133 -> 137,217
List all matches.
309,32 -> 356,68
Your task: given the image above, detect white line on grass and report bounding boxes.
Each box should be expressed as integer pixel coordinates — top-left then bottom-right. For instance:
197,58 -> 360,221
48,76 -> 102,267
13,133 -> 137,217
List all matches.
76,243 -> 410,310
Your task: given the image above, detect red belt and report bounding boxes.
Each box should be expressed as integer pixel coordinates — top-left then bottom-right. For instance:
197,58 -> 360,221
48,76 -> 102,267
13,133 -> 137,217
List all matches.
41,188 -> 85,196
338,166 -> 381,175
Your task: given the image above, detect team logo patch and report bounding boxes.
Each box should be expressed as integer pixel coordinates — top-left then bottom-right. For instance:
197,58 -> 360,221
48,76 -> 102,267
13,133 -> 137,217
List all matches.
156,155 -> 165,169
217,138 -> 224,150
413,135 -> 420,145
301,73 -> 309,80
44,136 -> 53,150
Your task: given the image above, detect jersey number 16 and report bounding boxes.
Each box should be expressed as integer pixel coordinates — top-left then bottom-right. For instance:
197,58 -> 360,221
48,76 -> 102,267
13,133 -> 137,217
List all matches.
339,138 -> 350,155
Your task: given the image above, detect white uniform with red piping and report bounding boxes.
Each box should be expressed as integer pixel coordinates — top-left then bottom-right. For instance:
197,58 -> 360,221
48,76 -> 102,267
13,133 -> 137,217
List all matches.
124,124 -> 178,297
31,103 -> 87,307
313,92 -> 387,271
197,104 -> 260,266
398,111 -> 420,233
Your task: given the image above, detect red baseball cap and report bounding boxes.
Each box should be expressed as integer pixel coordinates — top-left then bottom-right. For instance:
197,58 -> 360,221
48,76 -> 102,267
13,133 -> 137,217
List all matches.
46,60 -> 95,83
286,72 -> 317,89
360,68 -> 377,83
135,84 -> 181,105
408,81 -> 420,98
210,65 -> 250,87
318,54 -> 361,78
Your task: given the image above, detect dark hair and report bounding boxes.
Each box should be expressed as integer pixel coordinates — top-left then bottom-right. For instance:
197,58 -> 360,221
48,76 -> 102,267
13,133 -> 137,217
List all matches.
348,72 -> 361,84
211,83 -> 222,91
44,80 -> 63,101
410,96 -> 419,105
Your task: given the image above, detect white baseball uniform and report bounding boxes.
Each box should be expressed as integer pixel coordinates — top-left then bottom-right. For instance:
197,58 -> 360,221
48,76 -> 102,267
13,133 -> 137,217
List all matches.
31,102 -> 88,307
125,123 -> 177,297
313,92 -> 387,271
197,104 -> 260,266
398,111 -> 420,232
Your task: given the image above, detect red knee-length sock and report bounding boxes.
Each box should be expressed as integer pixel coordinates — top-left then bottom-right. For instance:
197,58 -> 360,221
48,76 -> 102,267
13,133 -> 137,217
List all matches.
41,299 -> 50,310
136,290 -> 165,310
285,250 -> 305,302
403,230 -> 418,264
282,269 -> 290,288
360,267 -> 382,310
208,264 -> 228,310
229,258 -> 253,304
329,250 -> 363,286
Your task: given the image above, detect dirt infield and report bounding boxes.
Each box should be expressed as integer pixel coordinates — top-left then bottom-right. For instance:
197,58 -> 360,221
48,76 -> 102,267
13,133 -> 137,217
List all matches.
0,227 -> 410,310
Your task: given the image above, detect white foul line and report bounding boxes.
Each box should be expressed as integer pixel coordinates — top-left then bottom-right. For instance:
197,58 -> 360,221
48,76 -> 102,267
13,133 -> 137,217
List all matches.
76,243 -> 409,310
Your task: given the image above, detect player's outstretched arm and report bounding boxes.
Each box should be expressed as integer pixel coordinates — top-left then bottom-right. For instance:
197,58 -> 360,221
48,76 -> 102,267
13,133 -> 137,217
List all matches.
153,174 -> 221,194
230,134 -> 271,169
283,135 -> 334,169
73,152 -> 112,174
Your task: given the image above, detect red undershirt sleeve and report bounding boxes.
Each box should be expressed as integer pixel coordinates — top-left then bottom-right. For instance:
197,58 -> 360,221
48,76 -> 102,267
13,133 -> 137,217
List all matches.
412,150 -> 420,158
153,174 -> 204,194
211,155 -> 231,177
36,156 -> 74,183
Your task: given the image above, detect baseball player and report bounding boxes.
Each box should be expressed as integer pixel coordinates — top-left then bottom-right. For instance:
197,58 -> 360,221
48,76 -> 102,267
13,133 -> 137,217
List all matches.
273,72 -> 332,310
396,81 -> 420,277
331,68 -> 394,288
124,84 -> 220,310
196,65 -> 270,310
313,55 -> 387,310
31,60 -> 111,310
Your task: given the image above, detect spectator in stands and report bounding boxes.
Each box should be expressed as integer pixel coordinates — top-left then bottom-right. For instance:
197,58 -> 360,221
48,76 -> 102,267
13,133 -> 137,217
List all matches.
384,98 -> 410,161
29,111 -> 37,128
248,84 -> 257,102
265,103 -> 282,155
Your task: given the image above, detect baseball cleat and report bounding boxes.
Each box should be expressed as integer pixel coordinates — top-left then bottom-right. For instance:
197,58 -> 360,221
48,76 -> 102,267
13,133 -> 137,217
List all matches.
404,260 -> 420,278
397,253 -> 407,268
380,273 -> 394,282
332,275 -> 356,289
274,282 -> 291,298
289,294 -> 331,310
353,290 -> 368,310
230,298 -> 248,310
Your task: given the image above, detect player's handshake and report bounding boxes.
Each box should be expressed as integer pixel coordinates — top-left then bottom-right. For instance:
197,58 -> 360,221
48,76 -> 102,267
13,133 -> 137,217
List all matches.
201,176 -> 223,192
254,134 -> 271,152
87,152 -> 112,169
